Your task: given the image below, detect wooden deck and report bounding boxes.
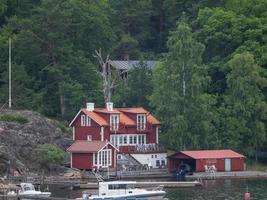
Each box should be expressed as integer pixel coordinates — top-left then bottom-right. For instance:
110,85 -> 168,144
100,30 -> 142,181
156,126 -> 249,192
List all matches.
75,180 -> 202,189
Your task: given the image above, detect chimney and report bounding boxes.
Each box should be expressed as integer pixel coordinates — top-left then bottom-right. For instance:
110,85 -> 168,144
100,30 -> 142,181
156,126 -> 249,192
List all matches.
123,52 -> 129,61
106,102 -> 113,111
86,103 -> 95,111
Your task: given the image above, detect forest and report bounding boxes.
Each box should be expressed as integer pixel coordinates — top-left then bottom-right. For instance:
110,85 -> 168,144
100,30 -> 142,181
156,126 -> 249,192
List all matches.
0,0 -> 266,160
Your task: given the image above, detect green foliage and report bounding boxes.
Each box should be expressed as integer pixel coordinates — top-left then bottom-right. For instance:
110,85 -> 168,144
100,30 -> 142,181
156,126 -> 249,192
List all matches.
0,114 -> 28,124
0,0 -> 266,161
33,144 -> 66,170
52,120 -> 72,137
151,20 -> 217,150
222,52 -> 267,158
114,61 -> 153,108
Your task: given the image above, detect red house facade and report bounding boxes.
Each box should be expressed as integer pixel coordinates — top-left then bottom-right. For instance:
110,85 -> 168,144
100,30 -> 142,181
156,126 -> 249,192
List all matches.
68,102 -> 164,170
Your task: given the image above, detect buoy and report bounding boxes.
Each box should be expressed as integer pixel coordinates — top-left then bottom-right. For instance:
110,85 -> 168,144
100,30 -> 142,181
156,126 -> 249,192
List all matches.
244,186 -> 251,200
244,192 -> 251,200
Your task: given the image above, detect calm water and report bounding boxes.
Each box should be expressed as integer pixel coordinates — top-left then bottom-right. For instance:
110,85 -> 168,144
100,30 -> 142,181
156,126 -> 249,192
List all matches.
47,179 -> 267,200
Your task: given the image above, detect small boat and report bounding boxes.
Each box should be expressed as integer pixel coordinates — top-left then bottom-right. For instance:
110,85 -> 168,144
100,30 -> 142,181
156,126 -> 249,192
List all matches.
77,181 -> 166,200
7,183 -> 51,199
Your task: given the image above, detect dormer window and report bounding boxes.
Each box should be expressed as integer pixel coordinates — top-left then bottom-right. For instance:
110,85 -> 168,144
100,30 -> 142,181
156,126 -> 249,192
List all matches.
137,114 -> 146,130
81,115 -> 91,126
110,114 -> 119,131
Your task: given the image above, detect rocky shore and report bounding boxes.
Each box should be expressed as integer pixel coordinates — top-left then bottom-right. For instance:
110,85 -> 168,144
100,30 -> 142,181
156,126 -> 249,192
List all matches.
0,109 -> 72,174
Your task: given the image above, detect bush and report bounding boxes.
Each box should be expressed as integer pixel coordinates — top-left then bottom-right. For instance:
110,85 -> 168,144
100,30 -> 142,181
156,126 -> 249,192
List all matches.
52,120 -> 72,137
0,114 -> 28,124
33,144 -> 66,171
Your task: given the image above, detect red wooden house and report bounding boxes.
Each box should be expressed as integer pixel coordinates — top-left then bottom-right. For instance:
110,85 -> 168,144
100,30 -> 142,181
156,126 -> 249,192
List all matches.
67,102 -> 166,170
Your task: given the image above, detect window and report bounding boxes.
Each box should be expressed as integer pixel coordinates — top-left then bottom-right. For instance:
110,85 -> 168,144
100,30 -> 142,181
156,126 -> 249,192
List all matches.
133,135 -> 137,144
81,115 -> 91,126
155,155 -> 157,158
156,160 -> 160,167
94,149 -> 112,167
94,153 -> 97,165
81,115 -> 86,126
119,136 -> 123,144
110,115 -> 119,131
123,136 -> 128,144
138,135 -> 145,144
137,114 -> 146,130
110,135 -> 117,146
86,116 -> 91,126
87,135 -> 92,141
151,155 -> 154,158
161,160 -> 165,166
129,136 -> 133,144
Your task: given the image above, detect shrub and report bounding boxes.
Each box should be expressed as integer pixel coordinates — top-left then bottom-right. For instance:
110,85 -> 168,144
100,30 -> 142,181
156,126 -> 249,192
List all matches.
0,114 -> 28,124
52,120 -> 72,137
33,144 -> 66,171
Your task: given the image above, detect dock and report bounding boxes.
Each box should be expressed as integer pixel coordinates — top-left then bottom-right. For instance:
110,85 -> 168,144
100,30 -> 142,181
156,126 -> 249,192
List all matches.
75,180 -> 202,189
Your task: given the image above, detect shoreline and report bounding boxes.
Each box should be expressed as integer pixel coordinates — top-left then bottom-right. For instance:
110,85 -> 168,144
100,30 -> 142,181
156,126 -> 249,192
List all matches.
2,170 -> 267,186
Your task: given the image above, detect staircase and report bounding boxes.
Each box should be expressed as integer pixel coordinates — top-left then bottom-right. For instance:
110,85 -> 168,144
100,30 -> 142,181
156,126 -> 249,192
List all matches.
92,171 -> 104,182
123,154 -> 142,168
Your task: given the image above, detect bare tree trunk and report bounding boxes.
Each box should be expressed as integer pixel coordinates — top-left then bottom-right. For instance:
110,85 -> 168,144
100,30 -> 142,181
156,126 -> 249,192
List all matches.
59,83 -> 65,119
94,49 -> 125,103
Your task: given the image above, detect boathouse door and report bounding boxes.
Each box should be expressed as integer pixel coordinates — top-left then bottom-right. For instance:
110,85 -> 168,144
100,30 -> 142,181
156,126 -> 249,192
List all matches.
225,158 -> 231,171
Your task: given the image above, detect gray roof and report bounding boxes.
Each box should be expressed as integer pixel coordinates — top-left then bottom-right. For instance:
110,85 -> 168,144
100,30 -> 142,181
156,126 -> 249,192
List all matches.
109,60 -> 157,71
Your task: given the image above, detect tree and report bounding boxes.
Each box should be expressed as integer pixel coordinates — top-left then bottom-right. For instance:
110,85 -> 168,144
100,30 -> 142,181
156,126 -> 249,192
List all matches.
151,20 -> 216,150
222,52 -> 267,160
113,61 -> 153,108
1,0 -> 113,119
94,49 -> 126,103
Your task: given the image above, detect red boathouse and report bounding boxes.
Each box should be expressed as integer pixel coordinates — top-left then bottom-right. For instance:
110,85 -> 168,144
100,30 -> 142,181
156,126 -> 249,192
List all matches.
67,140 -> 118,170
168,149 -> 245,172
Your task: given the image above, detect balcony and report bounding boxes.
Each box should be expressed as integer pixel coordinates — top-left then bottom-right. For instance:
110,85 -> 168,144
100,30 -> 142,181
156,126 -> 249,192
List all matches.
120,144 -> 166,154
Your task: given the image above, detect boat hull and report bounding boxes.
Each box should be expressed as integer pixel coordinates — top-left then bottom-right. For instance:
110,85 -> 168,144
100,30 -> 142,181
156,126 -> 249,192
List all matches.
87,191 -> 166,200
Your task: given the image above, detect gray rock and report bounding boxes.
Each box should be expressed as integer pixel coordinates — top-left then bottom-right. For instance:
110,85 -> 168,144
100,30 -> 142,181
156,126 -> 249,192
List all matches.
0,109 -> 72,174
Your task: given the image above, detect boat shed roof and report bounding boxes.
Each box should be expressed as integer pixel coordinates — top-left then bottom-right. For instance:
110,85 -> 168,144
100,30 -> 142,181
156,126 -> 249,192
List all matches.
169,149 -> 245,159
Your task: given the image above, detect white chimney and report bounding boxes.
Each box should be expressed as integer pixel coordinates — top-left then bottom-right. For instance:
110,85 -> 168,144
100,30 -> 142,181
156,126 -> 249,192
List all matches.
86,103 -> 95,111
106,102 -> 113,111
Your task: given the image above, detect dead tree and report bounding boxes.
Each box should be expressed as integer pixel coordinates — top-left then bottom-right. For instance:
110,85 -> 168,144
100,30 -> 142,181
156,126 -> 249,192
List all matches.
94,49 -> 126,103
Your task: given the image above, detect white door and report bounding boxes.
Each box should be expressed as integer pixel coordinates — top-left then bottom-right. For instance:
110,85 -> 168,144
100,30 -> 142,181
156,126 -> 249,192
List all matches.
225,158 -> 231,171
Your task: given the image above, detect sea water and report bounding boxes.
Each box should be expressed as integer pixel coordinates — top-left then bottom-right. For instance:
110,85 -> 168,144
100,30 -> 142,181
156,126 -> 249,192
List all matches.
47,179 -> 267,200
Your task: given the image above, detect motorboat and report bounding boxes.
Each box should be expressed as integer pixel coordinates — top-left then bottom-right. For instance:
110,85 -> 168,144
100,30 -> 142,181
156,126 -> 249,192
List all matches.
7,183 -> 51,199
77,181 -> 166,200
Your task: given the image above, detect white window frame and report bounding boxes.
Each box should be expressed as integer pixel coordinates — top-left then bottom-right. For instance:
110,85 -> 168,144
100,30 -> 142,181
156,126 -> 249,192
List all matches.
110,114 -> 119,131
110,134 -> 146,146
81,114 -> 86,126
137,114 -> 146,130
87,135 -> 92,141
93,149 -> 112,168
86,116 -> 91,126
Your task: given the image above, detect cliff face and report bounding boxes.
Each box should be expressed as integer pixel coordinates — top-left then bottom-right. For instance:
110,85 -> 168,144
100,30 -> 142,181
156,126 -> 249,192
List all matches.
0,110 -> 72,174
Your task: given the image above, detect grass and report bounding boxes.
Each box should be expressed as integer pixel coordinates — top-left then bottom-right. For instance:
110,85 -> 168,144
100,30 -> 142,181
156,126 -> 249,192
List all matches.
0,114 -> 29,124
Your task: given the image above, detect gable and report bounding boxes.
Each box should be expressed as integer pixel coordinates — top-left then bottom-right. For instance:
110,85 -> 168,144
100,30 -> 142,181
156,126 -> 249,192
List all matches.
69,109 -> 108,127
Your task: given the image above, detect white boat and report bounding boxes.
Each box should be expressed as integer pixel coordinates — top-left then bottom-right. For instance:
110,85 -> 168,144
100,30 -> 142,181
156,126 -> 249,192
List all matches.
77,181 -> 166,200
8,183 -> 51,199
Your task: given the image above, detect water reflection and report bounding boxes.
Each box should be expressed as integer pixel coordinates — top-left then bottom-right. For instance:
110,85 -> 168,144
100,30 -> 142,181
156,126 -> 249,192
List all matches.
166,179 -> 267,200
47,179 -> 267,200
